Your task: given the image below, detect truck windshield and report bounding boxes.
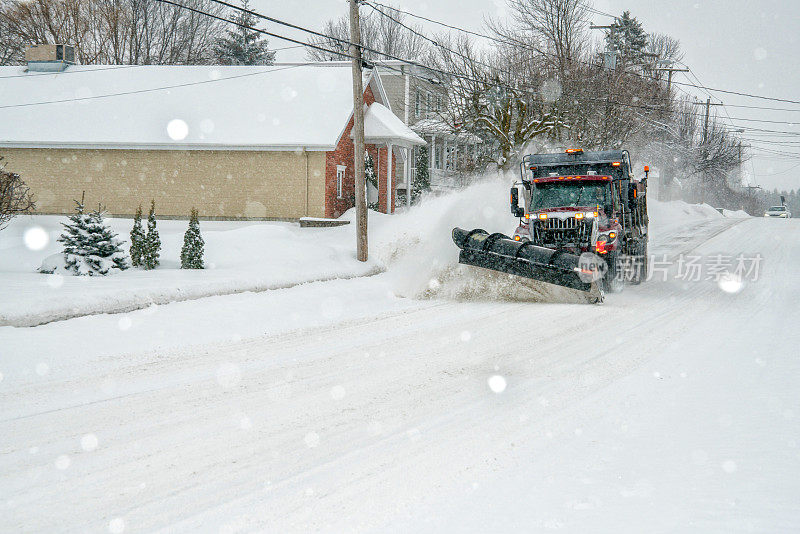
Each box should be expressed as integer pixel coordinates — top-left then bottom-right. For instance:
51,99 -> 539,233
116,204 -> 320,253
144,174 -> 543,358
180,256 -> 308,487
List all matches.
532,182 -> 608,210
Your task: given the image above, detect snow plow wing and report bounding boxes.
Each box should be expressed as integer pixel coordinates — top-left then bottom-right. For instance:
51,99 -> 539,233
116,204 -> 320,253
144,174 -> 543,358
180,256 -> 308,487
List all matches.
452,227 -> 596,294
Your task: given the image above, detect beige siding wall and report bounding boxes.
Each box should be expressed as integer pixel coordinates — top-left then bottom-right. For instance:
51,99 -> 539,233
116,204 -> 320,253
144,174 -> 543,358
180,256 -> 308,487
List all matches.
2,148 -> 327,219
379,74 -> 407,121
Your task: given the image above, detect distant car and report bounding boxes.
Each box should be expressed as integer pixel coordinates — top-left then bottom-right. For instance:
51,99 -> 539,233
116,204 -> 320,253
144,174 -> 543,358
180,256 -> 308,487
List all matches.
764,205 -> 791,218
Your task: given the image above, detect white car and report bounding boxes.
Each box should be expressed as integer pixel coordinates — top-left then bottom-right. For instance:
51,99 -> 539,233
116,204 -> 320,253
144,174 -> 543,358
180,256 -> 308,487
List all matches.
764,205 -> 791,218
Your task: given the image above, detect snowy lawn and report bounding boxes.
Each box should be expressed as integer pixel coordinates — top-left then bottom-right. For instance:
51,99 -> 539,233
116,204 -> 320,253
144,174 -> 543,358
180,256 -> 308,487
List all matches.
0,214 -> 381,326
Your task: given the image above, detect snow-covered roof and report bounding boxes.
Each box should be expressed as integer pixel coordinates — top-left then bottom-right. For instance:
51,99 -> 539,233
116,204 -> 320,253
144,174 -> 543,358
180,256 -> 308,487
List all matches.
0,63 -> 394,151
360,103 -> 425,147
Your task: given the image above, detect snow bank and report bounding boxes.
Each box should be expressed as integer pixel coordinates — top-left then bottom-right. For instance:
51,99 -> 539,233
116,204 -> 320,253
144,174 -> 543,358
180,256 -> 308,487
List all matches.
723,208 -> 751,218
369,179 -> 731,303
369,177 -> 572,302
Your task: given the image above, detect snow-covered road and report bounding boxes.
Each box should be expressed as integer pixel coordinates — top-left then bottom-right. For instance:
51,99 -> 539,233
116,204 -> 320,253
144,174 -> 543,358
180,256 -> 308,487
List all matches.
2,216 -> 799,532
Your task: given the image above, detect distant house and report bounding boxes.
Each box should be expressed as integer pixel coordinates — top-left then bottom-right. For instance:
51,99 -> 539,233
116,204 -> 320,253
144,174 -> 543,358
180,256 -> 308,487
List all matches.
0,46 -> 424,220
374,60 -> 483,195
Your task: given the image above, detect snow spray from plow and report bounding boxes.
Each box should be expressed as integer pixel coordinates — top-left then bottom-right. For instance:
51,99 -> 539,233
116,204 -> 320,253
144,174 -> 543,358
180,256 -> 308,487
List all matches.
451,227 -> 605,303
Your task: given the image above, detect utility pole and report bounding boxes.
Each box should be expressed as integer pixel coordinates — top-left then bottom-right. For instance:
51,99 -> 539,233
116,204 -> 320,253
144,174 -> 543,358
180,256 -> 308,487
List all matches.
653,66 -> 689,94
590,24 -> 615,146
694,98 -> 723,144
349,0 -> 367,262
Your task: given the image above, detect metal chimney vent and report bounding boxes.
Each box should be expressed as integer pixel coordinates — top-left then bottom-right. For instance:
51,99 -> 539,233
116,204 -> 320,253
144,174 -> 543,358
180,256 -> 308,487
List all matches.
25,44 -> 76,72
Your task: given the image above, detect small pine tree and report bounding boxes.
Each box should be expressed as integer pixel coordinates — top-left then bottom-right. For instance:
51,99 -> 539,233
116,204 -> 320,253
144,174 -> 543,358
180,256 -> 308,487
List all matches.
58,200 -> 93,275
180,208 -> 205,269
412,145 -> 431,203
365,151 -> 379,210
57,200 -> 128,276
214,0 -> 276,65
130,204 -> 145,267
143,199 -> 161,270
85,206 -> 129,274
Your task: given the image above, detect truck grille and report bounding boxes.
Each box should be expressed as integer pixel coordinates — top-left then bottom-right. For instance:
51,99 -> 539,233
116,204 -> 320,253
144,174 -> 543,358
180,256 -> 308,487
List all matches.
533,217 -> 593,248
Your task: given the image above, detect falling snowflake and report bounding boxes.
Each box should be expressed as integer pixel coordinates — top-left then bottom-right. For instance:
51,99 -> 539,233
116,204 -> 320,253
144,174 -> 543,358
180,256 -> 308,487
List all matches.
718,273 -> 744,294
24,226 -> 49,251
54,455 -> 70,470
166,119 -> 189,141
488,375 -> 506,393
81,434 -> 99,452
108,517 -> 125,533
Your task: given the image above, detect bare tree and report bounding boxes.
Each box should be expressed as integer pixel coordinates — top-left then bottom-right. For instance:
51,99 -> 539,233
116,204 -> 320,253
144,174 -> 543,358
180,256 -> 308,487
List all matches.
0,0 -> 225,65
646,33 -> 683,66
0,0 -> 23,64
306,5 -> 429,62
489,0 -> 590,76
0,157 -> 35,231
430,34 -> 565,170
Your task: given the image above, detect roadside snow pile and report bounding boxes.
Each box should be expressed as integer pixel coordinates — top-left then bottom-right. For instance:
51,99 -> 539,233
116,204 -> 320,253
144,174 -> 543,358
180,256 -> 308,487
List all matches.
648,200 -> 722,224
723,208 -> 751,218
372,183 -> 736,302
370,177 -> 586,303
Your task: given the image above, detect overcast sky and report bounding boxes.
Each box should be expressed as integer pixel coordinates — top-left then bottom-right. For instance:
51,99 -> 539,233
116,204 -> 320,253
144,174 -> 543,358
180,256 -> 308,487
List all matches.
253,0 -> 800,191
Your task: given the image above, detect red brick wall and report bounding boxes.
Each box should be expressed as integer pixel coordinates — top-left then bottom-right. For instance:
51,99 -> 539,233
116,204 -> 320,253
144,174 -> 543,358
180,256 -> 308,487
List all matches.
324,86 -> 399,218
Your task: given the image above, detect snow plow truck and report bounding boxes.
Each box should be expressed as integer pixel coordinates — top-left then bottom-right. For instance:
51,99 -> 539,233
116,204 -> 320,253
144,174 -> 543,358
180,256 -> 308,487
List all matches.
452,149 -> 649,301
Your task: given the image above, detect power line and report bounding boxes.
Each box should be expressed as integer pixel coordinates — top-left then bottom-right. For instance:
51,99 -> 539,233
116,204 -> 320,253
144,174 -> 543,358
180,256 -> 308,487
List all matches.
725,117 -> 800,125
753,162 -> 800,175
155,0 -> 356,60
366,0 -> 800,106
722,102 -> 800,112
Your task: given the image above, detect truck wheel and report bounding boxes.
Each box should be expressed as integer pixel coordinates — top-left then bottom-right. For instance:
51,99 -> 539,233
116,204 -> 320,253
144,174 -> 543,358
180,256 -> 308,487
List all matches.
602,252 -> 624,293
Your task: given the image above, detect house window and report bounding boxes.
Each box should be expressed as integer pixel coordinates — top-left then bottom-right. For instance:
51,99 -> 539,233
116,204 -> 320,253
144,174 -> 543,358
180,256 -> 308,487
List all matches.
336,165 -> 346,198
415,90 -> 421,118
426,91 -> 433,118
435,94 -> 442,113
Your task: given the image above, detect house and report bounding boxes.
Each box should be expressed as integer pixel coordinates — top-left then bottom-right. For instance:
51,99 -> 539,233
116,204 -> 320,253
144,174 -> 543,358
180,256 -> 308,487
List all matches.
374,60 -> 483,195
0,46 -> 424,220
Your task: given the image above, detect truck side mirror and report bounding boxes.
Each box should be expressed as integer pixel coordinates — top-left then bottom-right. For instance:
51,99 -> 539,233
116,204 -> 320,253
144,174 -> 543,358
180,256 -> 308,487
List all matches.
510,185 -> 525,217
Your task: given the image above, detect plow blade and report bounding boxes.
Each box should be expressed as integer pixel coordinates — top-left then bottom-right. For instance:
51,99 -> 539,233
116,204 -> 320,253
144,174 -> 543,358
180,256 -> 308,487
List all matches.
452,227 -> 596,294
